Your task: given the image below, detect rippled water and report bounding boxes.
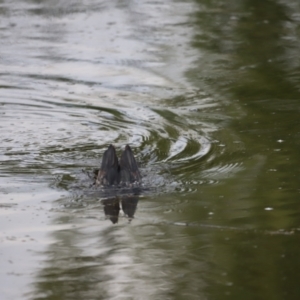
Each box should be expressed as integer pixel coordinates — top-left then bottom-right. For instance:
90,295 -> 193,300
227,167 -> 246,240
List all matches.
1,0 -> 300,299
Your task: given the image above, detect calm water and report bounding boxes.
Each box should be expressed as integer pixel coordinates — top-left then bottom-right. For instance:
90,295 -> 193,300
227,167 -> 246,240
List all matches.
1,0 -> 300,299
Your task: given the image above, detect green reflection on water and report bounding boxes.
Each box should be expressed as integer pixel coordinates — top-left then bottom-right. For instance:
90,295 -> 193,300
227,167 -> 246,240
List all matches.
182,0 -> 300,299
189,0 -> 300,223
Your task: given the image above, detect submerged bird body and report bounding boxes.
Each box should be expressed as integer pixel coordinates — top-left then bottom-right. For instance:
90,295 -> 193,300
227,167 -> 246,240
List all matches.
96,145 -> 141,187
95,144 -> 141,223
120,145 -> 142,184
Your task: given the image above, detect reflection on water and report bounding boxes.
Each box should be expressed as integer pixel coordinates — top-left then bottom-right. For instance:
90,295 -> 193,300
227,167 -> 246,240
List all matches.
1,0 -> 300,299
102,195 -> 139,224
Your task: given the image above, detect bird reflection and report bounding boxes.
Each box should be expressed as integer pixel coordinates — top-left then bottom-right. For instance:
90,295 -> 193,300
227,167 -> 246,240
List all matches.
121,195 -> 139,219
96,145 -> 141,224
102,195 -> 139,224
102,197 -> 120,224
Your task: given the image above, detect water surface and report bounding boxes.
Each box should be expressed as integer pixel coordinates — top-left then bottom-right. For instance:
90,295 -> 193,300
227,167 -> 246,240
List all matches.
1,0 -> 300,299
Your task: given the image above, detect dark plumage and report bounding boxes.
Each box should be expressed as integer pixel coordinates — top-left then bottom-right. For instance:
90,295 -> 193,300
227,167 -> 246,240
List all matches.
119,145 -> 142,184
96,145 -> 141,186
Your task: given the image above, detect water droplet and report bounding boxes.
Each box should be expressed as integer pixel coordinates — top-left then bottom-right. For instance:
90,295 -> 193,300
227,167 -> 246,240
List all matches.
264,207 -> 273,211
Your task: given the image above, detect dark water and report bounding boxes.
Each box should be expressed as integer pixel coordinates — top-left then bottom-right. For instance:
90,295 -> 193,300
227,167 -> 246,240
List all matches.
1,0 -> 300,299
